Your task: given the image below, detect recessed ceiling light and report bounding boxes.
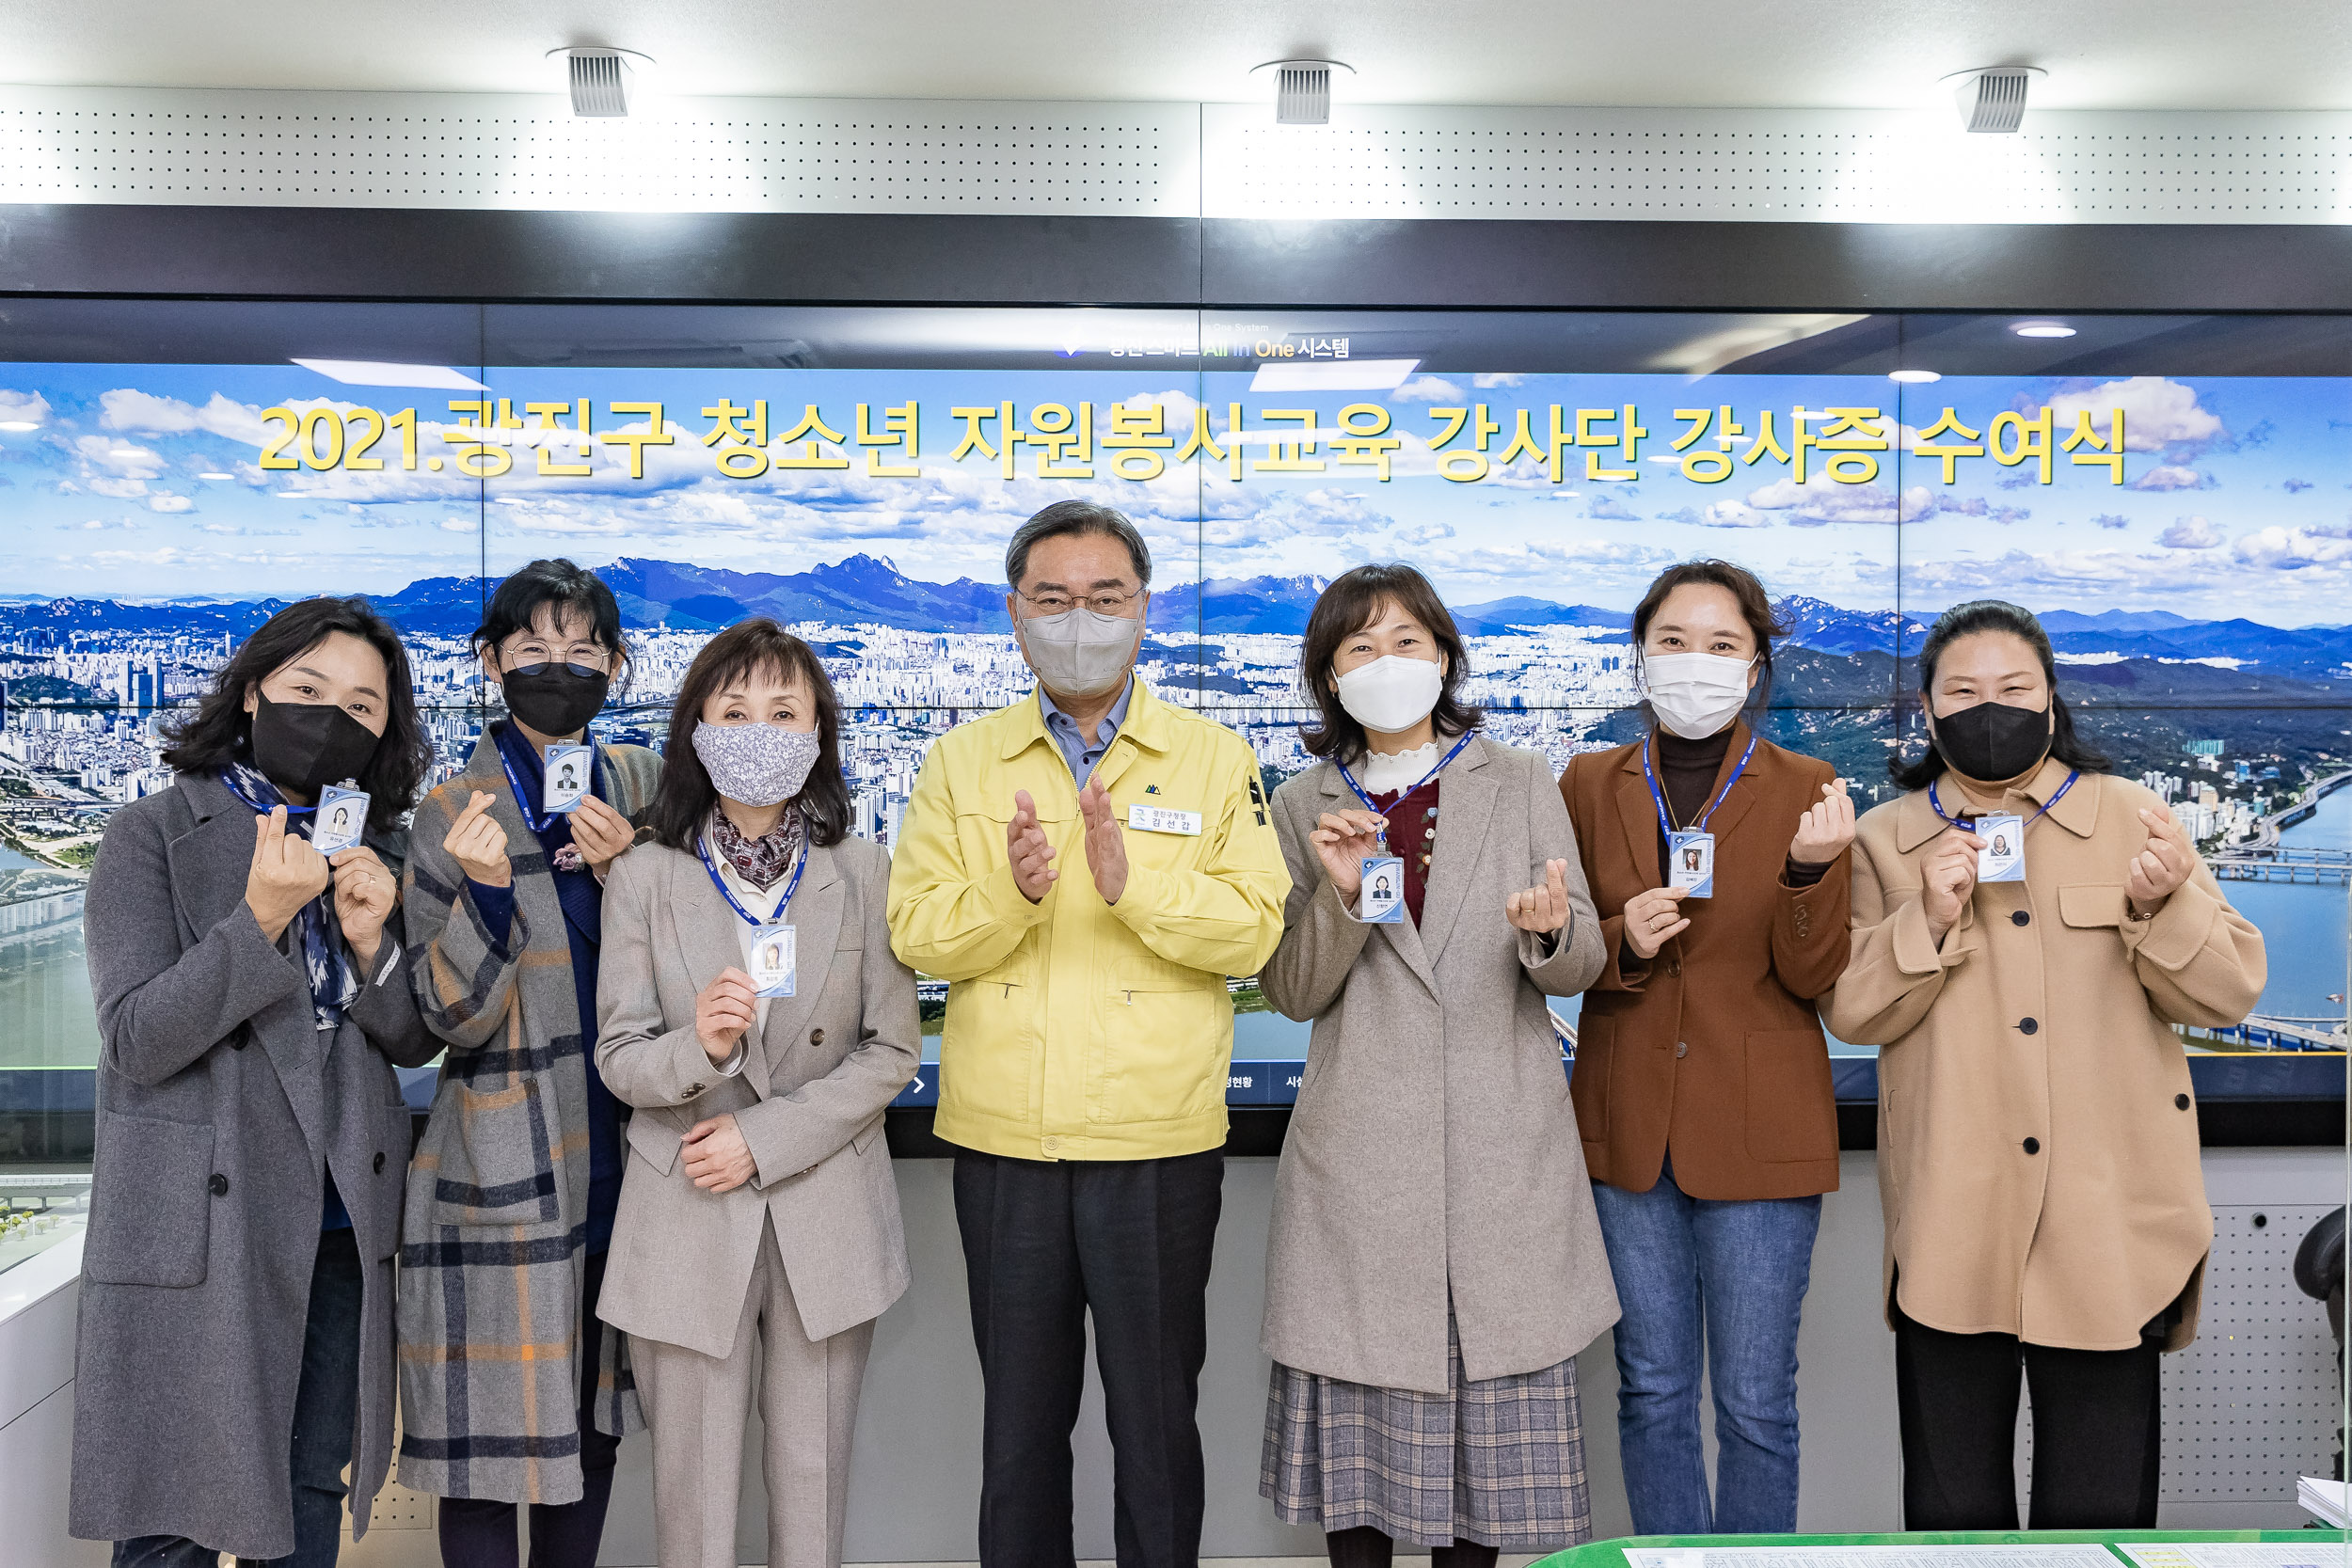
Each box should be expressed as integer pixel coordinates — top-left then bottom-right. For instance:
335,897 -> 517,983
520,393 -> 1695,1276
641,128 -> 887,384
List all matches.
292,357 -> 492,390
0,420 -> 39,432
1888,369 -> 1943,384
2010,321 -> 2077,339
1248,358 -> 1418,392
1249,57 -> 1354,125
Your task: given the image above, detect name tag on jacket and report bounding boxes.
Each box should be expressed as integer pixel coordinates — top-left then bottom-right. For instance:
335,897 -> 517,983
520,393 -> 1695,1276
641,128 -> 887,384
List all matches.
1126,804 -> 1202,835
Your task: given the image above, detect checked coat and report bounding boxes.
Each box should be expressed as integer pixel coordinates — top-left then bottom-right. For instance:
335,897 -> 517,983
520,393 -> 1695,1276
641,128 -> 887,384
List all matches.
396,732 -> 660,1504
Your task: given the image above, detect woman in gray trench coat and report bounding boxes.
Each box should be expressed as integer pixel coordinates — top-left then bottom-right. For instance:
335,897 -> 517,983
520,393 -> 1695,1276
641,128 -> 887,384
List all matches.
1259,565 -> 1617,1568
72,597 -> 438,1566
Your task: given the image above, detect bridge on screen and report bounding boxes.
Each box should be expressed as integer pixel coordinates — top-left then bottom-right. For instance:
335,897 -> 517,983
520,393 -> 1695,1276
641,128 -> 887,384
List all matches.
2207,846 -> 2352,884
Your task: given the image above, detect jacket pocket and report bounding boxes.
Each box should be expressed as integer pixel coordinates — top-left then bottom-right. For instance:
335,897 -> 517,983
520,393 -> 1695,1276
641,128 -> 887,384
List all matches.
428,1078 -> 558,1227
1570,1012 -> 1611,1144
626,1110 -> 683,1177
1743,1028 -> 1836,1164
84,1112 -> 215,1287
1098,957 -> 1227,1125
2058,883 -> 2129,928
942,950 -> 1037,1126
850,1111 -> 886,1156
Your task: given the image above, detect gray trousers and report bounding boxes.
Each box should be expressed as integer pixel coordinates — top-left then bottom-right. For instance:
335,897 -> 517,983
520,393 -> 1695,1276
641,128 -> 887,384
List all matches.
632,1214 -> 876,1568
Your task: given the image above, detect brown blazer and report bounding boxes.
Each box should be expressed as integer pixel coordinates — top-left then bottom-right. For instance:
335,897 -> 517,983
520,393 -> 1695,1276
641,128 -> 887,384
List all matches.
1560,721 -> 1850,1201
1825,760 -> 2265,1352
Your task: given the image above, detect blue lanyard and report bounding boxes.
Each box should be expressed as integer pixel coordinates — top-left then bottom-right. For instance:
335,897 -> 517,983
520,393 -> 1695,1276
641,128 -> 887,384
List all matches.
696,819 -> 809,929
1334,733 -> 1475,848
1929,770 -> 2078,833
498,737 -> 592,836
1641,731 -> 1756,838
219,768 -> 315,817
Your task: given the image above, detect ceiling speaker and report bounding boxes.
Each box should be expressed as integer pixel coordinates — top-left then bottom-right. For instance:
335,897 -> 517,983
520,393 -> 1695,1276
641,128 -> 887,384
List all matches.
548,47 -> 649,118
1945,66 -> 2044,134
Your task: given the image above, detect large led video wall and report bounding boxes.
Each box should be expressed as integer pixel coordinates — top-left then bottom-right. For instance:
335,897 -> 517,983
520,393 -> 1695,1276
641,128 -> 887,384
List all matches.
2,303 -> 2347,1134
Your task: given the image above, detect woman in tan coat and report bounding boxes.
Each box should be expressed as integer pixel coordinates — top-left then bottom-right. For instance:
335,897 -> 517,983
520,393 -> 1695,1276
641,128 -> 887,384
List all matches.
1827,598 -> 2265,1531
1559,560 -> 1853,1536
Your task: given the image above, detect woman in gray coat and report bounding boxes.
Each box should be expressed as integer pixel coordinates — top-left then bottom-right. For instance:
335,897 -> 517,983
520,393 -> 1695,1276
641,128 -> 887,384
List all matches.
72,597 -> 438,1567
1259,564 -> 1616,1568
595,618 -> 918,1568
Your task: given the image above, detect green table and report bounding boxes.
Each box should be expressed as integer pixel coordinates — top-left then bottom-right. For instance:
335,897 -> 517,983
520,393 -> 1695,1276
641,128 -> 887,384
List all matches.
1534,1530 -> 2351,1568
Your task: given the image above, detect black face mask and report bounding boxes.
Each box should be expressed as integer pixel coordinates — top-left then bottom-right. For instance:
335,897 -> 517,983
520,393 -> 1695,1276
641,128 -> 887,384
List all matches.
499,665 -> 610,737
1932,699 -> 2052,784
249,693 -> 382,800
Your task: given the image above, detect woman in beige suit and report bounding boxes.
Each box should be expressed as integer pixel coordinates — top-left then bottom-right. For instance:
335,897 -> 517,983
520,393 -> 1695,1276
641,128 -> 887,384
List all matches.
596,618 -> 920,1568
1827,599 -> 2265,1531
1258,564 -> 1614,1568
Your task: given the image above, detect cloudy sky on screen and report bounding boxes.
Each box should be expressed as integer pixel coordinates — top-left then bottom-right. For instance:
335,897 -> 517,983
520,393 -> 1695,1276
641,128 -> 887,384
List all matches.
1,363 -> 2346,622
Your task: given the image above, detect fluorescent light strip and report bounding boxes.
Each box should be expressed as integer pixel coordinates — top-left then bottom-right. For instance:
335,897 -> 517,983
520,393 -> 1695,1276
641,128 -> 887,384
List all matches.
1248,358 -> 1419,392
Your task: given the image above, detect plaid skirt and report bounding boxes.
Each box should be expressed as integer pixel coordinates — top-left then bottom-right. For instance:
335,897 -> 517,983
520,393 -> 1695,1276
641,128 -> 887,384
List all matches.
1260,1317 -> 1591,1549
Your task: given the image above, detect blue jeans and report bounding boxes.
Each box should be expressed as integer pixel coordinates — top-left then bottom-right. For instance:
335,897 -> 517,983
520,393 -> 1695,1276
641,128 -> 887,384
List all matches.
114,1226 -> 366,1568
1589,1161 -> 1821,1535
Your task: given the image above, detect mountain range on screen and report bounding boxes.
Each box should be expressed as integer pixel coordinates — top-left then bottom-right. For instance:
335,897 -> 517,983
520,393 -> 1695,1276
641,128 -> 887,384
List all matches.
2,553 -> 2348,680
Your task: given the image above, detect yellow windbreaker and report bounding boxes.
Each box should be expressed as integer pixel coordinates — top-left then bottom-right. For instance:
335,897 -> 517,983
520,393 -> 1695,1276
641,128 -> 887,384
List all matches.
885,684 -> 1291,1161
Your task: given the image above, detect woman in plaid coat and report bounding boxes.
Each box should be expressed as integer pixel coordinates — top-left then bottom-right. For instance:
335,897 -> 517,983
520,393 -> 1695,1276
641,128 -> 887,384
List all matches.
398,561 -> 660,1566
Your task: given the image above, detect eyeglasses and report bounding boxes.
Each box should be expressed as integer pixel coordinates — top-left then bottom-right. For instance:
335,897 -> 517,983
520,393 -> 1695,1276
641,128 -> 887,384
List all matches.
1016,588 -> 1145,618
501,641 -> 613,678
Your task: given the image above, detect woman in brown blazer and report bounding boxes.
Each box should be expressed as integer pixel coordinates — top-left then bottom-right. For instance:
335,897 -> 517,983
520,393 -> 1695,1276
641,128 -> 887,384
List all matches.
1826,600 -> 2265,1530
1558,560 -> 1853,1535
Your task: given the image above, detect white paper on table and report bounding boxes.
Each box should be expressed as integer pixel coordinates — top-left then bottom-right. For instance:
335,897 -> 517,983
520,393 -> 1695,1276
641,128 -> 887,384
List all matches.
2297,1476 -> 2351,1528
2119,1543 -> 2348,1568
1625,1547 -> 2124,1568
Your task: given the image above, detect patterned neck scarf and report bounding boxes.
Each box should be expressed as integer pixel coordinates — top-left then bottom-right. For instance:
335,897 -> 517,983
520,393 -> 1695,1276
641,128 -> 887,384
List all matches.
220,761 -> 358,1030
708,804 -> 804,891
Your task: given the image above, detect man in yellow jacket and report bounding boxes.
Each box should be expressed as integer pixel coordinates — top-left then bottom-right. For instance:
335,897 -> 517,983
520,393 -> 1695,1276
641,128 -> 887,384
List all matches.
888,499 -> 1289,1568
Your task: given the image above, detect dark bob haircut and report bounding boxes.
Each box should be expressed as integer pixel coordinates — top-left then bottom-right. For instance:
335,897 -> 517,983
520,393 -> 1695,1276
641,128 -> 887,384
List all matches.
647,618 -> 851,850
159,595 -> 431,832
1005,499 -> 1152,591
1889,598 -> 2111,791
1629,560 -> 1789,720
1296,563 -> 1482,765
472,557 -> 630,693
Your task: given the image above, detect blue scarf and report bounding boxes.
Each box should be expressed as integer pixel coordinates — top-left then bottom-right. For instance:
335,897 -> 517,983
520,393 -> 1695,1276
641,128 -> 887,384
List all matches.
219,762 -> 357,1030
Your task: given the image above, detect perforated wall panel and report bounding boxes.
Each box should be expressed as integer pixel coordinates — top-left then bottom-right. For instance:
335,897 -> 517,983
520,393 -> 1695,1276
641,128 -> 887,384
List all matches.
1,87 -> 2347,225
1200,105 -> 2352,225
2017,1203 -> 2340,1517
0,87 -> 1198,214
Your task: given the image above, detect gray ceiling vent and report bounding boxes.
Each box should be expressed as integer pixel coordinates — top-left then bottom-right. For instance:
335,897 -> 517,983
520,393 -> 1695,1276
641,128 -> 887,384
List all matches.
548,47 -> 650,118
1252,57 -> 1354,126
1944,66 -> 2044,134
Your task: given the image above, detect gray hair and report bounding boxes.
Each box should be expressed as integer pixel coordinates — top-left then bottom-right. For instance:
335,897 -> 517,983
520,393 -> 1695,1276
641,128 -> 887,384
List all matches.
1005,500 -> 1152,592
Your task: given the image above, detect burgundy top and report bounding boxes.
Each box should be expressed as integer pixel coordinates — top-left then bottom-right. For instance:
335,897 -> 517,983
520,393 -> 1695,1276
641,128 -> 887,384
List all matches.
1368,777 -> 1440,927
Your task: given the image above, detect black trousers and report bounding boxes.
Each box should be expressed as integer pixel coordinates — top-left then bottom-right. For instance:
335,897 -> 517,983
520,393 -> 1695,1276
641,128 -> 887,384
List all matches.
954,1146 -> 1225,1568
1894,1302 -> 2162,1530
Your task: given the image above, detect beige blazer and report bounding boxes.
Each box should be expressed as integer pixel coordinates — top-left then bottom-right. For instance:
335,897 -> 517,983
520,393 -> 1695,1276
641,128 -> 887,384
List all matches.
1258,736 -> 1618,1393
594,834 -> 920,1358
1825,759 -> 2266,1353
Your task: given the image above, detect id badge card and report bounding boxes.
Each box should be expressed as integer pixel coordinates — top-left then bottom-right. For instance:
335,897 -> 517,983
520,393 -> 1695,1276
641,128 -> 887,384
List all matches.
1126,803 -> 1203,835
748,923 -> 797,998
1668,831 -> 1716,897
544,744 -> 592,815
312,784 -> 369,853
1358,857 -> 1406,924
1975,813 -> 2026,882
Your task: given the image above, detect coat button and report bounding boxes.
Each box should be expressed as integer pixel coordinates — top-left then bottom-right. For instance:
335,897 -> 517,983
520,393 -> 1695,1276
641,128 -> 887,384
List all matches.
686,1082 -> 705,1096
1675,1040 -> 1689,1059
1042,1136 -> 1061,1153
208,1173 -> 230,1196
809,1027 -> 826,1046
373,1151 -> 387,1173
2011,910 -> 2031,927
2023,1137 -> 2041,1155
2019,1017 -> 2039,1035
1666,960 -> 1682,978
2175,1093 -> 2191,1111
